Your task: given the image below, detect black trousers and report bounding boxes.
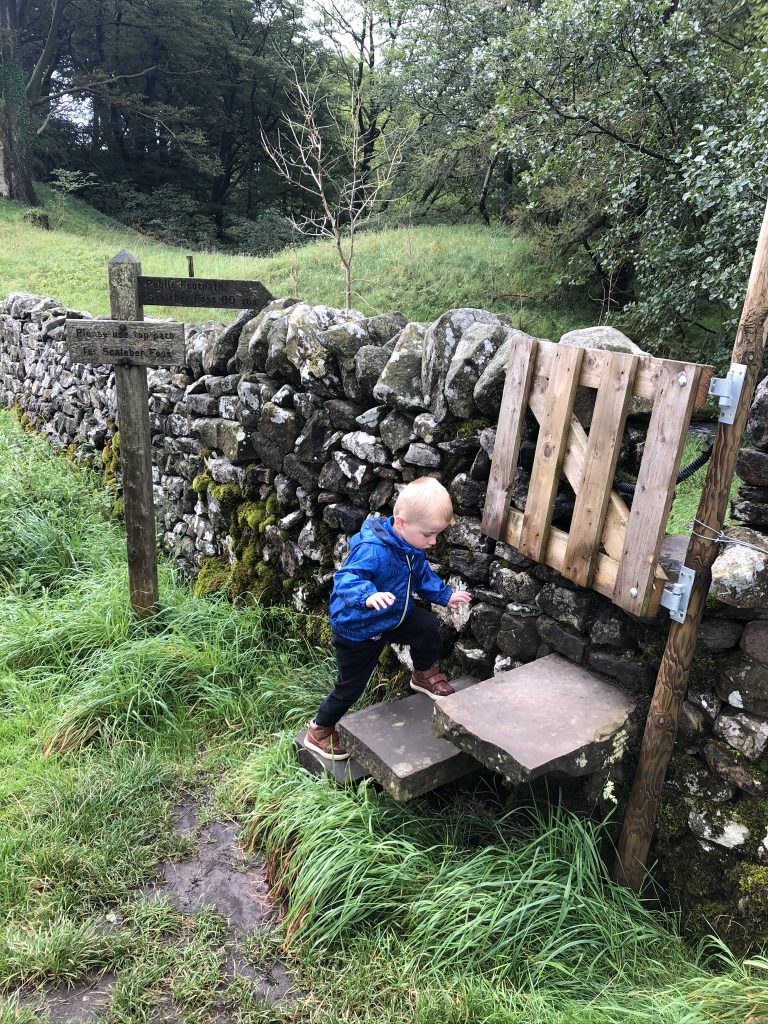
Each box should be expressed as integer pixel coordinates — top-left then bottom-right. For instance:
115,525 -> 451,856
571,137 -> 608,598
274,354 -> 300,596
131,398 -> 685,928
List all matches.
315,606 -> 442,727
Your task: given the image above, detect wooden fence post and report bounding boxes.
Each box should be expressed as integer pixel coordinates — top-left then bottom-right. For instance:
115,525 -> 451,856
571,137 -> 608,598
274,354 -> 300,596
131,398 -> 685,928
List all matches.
108,251 -> 158,616
614,200 -> 768,889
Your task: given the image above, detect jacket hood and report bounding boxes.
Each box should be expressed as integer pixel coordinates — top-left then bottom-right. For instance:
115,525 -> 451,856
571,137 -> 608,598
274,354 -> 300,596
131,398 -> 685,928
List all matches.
350,516 -> 420,555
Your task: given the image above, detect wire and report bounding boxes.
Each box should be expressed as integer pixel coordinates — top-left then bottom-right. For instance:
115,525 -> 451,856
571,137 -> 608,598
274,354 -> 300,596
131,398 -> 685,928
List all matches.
689,518 -> 768,555
613,443 -> 714,495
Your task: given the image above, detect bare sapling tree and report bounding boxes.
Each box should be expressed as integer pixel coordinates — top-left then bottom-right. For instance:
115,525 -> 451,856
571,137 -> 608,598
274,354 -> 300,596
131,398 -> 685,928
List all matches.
261,62 -> 407,309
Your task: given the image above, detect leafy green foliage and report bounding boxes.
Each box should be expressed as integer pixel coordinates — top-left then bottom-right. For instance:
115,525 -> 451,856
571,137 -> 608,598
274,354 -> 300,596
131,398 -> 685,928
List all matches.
490,0 -> 767,361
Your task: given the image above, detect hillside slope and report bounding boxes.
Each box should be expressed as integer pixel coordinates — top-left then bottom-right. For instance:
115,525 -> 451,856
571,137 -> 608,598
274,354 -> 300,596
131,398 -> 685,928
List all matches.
2,187 -> 594,336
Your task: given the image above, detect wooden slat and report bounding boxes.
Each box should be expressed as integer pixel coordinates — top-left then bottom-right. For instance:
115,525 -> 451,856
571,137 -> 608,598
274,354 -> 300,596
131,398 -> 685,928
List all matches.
562,351 -> 638,587
507,510 -> 615,601
613,361 -> 703,616
528,370 -> 667,584
528,374 -> 630,562
481,336 -> 538,538
534,341 -> 713,408
518,345 -> 584,560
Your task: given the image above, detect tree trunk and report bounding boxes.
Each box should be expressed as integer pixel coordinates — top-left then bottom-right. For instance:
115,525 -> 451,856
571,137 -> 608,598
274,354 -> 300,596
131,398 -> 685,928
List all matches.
0,0 -> 40,205
614,198 -> 768,889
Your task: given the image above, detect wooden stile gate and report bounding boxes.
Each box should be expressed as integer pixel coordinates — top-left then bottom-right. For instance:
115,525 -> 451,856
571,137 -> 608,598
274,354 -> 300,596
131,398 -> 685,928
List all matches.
482,338 -> 713,618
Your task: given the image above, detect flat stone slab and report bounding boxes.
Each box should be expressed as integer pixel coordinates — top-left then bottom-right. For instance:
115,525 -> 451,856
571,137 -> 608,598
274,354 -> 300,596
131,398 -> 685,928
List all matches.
294,731 -> 372,785
336,676 -> 481,801
432,655 -> 634,785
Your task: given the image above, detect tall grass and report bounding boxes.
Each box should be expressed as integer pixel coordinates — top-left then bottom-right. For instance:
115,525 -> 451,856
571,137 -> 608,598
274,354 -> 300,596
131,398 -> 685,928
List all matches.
0,410 -> 334,753
239,740 -> 768,1023
0,187 -> 594,337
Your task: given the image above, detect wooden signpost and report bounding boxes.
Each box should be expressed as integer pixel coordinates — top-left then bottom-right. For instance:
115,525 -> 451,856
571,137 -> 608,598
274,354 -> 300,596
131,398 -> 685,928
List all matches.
65,252 -> 184,616
614,198 -> 768,889
65,250 -> 272,617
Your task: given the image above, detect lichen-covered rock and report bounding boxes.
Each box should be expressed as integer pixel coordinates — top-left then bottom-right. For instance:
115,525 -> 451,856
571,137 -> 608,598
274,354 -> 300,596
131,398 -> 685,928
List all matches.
559,325 -> 645,354
709,526 -> 768,607
284,303 -> 356,397
444,516 -> 489,552
714,710 -> 768,761
495,609 -> 541,661
746,375 -> 768,452
586,650 -> 655,692
536,583 -> 592,631
365,311 -> 407,345
354,344 -> 393,404
323,502 -> 367,533
469,603 -> 504,649
705,742 -> 768,797
216,419 -> 254,463
257,402 -> 300,453
373,323 -> 428,412
736,448 -> 768,486
688,806 -> 751,850
321,319 -> 371,401
473,329 -> 550,417
698,618 -> 744,652
379,410 -> 415,453
294,411 -> 337,466
449,472 -> 485,514
715,654 -> 768,716
186,321 -> 223,377
444,321 -> 508,418
404,442 -> 440,468
340,430 -> 389,466
488,564 -> 540,604
422,309 -> 501,422
536,616 -> 585,663
413,412 -> 448,444
235,299 -> 298,372
355,405 -> 388,431
448,549 -> 492,584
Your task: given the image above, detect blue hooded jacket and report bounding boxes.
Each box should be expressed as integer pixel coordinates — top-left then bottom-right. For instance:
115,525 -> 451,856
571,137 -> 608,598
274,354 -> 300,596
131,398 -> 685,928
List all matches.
329,516 -> 452,641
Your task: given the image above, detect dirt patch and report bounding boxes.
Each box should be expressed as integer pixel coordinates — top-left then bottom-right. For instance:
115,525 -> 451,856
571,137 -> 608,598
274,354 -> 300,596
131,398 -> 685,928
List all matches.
155,815 -> 274,931
7,975 -> 116,1023
7,794 -> 295,1022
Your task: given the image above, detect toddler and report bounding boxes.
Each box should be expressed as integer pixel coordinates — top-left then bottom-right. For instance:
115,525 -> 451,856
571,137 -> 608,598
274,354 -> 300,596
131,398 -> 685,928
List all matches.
305,477 -> 472,761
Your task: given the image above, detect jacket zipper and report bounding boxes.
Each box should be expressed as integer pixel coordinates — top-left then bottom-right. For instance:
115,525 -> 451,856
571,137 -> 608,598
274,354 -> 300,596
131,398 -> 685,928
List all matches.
395,553 -> 413,629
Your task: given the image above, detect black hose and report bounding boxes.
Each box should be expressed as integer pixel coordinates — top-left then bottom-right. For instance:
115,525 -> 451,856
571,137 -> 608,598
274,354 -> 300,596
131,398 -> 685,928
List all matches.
613,443 -> 714,495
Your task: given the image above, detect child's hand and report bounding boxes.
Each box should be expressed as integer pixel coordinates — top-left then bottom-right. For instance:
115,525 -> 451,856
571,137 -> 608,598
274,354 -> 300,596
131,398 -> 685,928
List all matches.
366,591 -> 396,611
448,590 -> 472,609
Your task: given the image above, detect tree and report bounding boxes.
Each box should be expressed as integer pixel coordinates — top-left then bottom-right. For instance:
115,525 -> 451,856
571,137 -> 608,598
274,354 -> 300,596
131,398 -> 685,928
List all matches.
0,0 -> 43,204
489,0 -> 766,357
262,60 -> 406,306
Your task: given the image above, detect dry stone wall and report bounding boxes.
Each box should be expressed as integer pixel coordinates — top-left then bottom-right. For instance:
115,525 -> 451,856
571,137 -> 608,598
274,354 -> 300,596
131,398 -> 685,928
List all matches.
2,290 -> 768,945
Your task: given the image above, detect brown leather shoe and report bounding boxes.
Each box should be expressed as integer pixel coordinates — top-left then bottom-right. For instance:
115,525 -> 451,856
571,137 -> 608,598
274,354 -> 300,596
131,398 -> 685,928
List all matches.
304,720 -> 350,761
410,666 -> 454,698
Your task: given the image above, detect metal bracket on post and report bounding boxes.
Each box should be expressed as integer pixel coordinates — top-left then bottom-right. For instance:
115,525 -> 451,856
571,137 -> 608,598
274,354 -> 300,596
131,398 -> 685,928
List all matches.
708,363 -> 747,424
659,566 -> 695,623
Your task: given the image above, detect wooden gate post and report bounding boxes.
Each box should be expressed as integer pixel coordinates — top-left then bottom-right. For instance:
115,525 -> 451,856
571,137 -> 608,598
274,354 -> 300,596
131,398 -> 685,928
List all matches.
108,251 -> 158,616
614,200 -> 768,889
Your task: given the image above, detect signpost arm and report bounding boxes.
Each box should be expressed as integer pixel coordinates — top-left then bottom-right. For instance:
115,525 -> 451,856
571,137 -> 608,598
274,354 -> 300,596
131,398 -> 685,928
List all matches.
613,200 -> 768,890
108,251 -> 159,616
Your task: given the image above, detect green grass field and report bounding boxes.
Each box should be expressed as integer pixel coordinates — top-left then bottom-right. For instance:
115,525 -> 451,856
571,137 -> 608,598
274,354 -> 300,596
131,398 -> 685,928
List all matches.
1,186 -> 594,338
0,410 -> 766,1022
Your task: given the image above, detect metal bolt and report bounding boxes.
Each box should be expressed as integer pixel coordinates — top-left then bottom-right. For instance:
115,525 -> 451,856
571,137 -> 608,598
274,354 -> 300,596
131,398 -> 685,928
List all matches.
629,587 -> 638,598
678,373 -> 688,387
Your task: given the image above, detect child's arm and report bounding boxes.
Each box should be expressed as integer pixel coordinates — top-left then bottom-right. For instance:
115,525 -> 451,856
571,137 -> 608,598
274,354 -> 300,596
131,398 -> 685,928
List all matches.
332,547 -> 385,609
414,559 -> 472,608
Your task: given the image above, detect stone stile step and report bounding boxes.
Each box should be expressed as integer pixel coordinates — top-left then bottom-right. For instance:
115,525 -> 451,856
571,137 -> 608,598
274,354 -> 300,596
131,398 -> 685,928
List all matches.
431,654 -> 635,785
334,676 -> 482,801
294,731 -> 372,786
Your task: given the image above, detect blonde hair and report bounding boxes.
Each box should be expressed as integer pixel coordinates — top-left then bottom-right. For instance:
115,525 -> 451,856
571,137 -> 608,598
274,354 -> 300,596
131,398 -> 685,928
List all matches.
393,477 -> 453,524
